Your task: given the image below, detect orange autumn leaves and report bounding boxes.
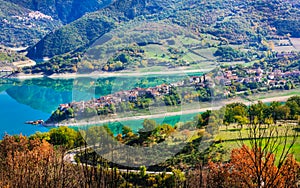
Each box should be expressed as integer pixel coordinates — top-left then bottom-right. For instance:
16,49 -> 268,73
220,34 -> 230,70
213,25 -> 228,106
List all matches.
0,135 -> 85,188
0,135 -> 54,187
208,145 -> 300,188
1,135 -> 54,168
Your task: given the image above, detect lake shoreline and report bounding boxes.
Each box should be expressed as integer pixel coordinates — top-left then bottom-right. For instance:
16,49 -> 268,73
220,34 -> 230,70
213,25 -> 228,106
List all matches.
9,68 -> 211,80
43,94 -> 294,127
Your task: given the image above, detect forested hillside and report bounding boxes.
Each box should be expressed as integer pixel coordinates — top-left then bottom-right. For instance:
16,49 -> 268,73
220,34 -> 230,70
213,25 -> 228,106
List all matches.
26,0 -> 166,59
0,0 -> 61,47
26,0 -> 300,59
4,0 -> 113,23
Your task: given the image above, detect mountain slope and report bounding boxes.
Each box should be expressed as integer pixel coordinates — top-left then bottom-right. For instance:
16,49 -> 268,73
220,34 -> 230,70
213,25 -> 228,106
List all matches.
27,14 -> 115,59
27,0 -> 165,59
27,0 -> 300,59
4,0 -> 113,23
0,0 -> 61,48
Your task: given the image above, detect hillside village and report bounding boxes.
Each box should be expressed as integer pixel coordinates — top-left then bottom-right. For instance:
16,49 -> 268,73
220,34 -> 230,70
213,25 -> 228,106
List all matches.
217,55 -> 300,94
217,65 -> 300,92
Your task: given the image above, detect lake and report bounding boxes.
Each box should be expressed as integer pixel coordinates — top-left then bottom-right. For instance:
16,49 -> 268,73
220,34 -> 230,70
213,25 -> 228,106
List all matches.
0,73 -> 203,138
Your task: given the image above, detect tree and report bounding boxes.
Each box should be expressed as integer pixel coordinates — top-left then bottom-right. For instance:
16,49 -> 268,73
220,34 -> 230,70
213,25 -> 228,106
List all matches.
269,101 -> 282,123
50,131 -> 68,146
103,125 -> 114,137
85,126 -> 103,146
0,135 -> 124,187
139,166 -> 147,178
274,105 -> 290,120
84,125 -> 113,146
224,103 -> 248,125
114,61 -> 124,70
78,61 -> 94,73
171,169 -> 186,187
103,64 -> 109,71
142,119 -> 157,132
83,107 -> 97,117
139,119 -> 157,140
284,82 -> 292,90
109,104 -> 116,113
234,115 -> 249,128
156,124 -> 175,137
48,126 -> 84,148
201,110 -> 211,126
67,107 -> 75,118
29,131 -> 50,141
120,102 -> 127,112
116,134 -> 122,142
208,121 -> 299,187
208,144 -> 300,188
164,96 -> 173,106
122,126 -> 132,137
249,101 -> 268,124
286,96 -> 300,119
194,114 -> 204,128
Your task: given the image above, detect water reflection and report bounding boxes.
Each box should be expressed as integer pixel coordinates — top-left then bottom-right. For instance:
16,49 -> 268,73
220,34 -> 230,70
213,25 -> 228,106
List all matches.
1,74 -> 201,114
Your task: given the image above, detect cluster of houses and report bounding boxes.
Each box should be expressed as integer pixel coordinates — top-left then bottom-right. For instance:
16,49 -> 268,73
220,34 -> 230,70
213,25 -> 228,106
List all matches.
215,68 -> 264,87
11,11 -> 53,22
57,75 -> 209,114
28,11 -> 53,20
216,65 -> 300,91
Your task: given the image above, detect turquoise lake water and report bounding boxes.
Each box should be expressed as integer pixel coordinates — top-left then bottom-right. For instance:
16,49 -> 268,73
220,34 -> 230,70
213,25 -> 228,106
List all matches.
0,73 -> 203,138
0,91 -> 50,137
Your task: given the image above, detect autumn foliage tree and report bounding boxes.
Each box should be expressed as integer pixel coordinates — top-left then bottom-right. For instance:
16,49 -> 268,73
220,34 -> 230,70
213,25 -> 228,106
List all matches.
0,135 -> 123,188
207,123 -> 300,188
208,145 -> 300,187
0,134 -> 182,187
0,135 -> 84,187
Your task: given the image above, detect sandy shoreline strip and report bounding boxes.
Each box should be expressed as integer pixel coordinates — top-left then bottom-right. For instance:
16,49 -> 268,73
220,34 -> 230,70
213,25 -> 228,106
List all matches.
11,68 -> 211,80
44,94 -> 296,127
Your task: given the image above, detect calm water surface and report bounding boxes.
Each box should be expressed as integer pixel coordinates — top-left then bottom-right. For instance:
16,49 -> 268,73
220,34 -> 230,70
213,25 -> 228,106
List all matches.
0,91 -> 50,137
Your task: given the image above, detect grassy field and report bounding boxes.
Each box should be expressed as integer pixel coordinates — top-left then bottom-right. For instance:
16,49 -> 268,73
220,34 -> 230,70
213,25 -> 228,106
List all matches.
250,88 -> 300,100
214,136 -> 300,162
213,123 -> 300,162
142,38 -> 211,65
215,124 -> 297,141
143,44 -> 168,60
193,48 -> 217,60
268,38 -> 300,52
290,38 -> 300,50
273,46 -> 296,53
177,35 -> 202,46
182,52 -> 207,62
219,61 -> 246,66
